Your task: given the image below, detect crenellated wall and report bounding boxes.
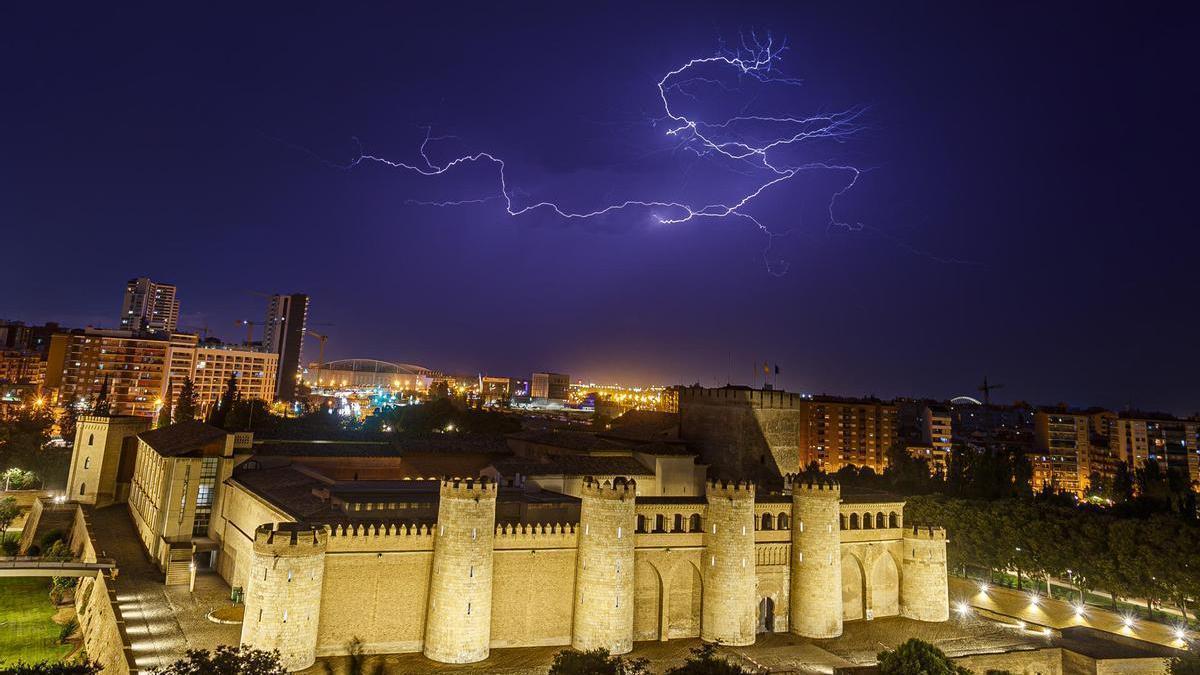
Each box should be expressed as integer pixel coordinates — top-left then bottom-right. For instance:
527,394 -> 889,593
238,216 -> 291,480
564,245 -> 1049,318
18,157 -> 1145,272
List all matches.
217,473 -> 945,664
240,523 -> 328,672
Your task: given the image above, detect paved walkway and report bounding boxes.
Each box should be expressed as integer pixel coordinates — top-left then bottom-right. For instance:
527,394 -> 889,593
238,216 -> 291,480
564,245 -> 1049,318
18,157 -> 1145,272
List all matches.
89,505 -> 239,671
950,576 -> 1190,650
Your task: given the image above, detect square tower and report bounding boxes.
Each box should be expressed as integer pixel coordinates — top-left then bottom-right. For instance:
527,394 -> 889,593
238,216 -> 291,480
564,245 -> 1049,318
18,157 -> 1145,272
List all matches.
66,414 -> 150,505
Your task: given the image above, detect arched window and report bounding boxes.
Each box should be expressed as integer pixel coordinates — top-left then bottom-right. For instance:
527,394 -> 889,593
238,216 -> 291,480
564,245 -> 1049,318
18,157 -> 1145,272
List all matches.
88,433 -> 94,446
889,512 -> 899,528
777,513 -> 789,529
876,512 -> 886,529
689,513 -> 702,532
79,483 -> 86,495
673,513 -> 684,533
636,515 -> 646,533
654,514 -> 666,533
862,512 -> 873,529
83,457 -> 91,469
760,513 -> 774,530
840,514 -> 848,530
849,513 -> 859,529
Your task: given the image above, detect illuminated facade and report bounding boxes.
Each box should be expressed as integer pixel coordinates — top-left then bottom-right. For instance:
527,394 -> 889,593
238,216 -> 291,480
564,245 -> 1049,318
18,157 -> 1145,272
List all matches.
52,329 -> 277,417
119,277 -> 180,333
303,358 -> 434,391
1110,414 -> 1200,484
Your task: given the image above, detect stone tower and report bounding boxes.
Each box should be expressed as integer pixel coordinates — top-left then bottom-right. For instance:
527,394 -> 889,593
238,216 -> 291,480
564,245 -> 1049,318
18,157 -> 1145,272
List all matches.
701,479 -> 757,646
66,414 -> 148,506
789,476 -> 843,638
240,523 -> 328,672
424,477 -> 498,664
901,525 -> 949,622
572,477 -> 637,654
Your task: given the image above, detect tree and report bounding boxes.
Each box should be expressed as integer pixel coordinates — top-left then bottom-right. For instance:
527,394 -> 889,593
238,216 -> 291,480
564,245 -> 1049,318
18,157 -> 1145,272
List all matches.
58,402 -> 78,444
91,376 -> 110,415
0,496 -> 19,534
548,648 -> 650,675
151,646 -> 287,675
0,661 -> 101,674
2,468 -> 37,490
664,643 -> 751,675
157,376 -> 173,428
208,374 -> 240,427
175,377 -> 199,422
877,639 -> 971,675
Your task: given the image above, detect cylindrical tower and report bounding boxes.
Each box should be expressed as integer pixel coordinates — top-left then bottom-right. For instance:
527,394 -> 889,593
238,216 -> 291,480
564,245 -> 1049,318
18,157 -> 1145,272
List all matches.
901,525 -> 949,622
789,476 -> 843,638
240,523 -> 328,672
424,477 -> 498,664
701,479 -> 757,646
572,477 -> 637,654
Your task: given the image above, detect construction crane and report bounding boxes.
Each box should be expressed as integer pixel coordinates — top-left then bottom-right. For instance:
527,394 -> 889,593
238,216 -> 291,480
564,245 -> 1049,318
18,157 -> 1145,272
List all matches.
234,319 -> 263,344
978,376 -> 1005,405
305,330 -> 329,383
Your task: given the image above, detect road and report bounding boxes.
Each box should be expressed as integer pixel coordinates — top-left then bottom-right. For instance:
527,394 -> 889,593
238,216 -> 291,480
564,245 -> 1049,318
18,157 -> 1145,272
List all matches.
950,576 -> 1190,650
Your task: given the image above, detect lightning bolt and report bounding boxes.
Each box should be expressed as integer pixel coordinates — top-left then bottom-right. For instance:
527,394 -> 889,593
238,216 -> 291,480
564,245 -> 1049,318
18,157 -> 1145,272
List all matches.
343,34 -> 872,275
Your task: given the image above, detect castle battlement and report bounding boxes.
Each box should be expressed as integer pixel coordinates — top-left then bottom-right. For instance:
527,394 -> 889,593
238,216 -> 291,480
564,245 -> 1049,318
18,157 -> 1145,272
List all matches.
253,523 -> 329,556
581,476 -> 637,500
439,476 -> 498,499
786,474 -> 840,495
705,478 -> 755,500
495,522 -> 577,537
328,522 -> 435,537
903,525 -> 947,541
677,386 -> 807,410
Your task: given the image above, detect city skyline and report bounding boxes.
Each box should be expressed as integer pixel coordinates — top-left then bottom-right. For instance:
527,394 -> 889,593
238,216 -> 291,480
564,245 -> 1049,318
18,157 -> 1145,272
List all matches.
4,3 -> 1197,413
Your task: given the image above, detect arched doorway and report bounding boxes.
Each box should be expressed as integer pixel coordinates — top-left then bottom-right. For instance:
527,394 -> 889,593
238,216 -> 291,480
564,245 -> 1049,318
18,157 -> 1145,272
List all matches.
841,554 -> 866,621
668,561 -> 702,638
869,554 -> 900,617
756,596 -> 776,634
633,562 -> 662,641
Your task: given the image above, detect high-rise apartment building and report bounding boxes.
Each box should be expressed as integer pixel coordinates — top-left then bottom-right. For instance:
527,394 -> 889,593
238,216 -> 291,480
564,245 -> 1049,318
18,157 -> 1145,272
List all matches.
262,294 -> 308,402
1032,409 -> 1091,495
798,396 -> 898,472
51,329 -> 277,418
120,277 -> 180,333
1110,413 -> 1200,485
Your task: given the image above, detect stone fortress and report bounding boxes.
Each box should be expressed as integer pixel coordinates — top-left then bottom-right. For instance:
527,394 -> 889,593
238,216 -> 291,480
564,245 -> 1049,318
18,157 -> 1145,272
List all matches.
60,392 -> 949,673
232,475 -> 946,671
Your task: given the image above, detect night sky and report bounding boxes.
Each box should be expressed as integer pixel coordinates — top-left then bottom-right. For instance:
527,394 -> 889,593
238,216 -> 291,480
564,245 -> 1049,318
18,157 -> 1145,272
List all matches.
3,3 -> 1197,412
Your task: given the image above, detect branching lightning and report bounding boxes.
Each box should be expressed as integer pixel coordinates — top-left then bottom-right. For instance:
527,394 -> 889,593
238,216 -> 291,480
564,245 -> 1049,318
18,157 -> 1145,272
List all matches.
343,34 -> 874,275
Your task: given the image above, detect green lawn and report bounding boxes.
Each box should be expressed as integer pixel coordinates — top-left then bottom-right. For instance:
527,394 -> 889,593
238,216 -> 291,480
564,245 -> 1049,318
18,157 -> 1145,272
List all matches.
0,577 -> 73,664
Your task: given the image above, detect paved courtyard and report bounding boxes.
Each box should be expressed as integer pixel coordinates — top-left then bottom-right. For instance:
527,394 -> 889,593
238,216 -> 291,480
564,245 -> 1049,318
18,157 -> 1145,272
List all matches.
90,505 -> 240,671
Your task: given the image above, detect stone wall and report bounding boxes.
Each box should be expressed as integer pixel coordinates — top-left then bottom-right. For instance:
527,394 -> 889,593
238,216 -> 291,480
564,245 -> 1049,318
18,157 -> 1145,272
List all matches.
953,647 -> 1064,675
240,523 -> 328,672
678,388 -> 803,486
70,506 -> 136,675
701,480 -> 757,645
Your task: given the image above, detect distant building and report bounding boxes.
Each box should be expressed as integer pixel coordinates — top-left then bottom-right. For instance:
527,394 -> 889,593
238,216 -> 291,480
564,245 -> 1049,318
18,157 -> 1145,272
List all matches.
799,396 -> 898,473
303,358 -> 433,391
678,386 -> 898,484
51,328 -> 277,417
0,320 -> 63,353
531,372 -> 569,401
120,277 -> 180,333
0,350 -> 45,385
1110,413 -> 1200,484
479,376 -> 511,405
262,294 -> 308,402
1033,409 -> 1092,495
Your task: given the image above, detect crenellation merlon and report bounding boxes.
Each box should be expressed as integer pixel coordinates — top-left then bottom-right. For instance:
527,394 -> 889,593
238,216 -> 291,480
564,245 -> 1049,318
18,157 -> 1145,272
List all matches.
786,474 -> 840,495
253,523 -> 329,553
328,522 -> 435,537
439,476 -> 498,499
903,525 -> 947,541
580,476 -> 637,500
705,478 -> 755,500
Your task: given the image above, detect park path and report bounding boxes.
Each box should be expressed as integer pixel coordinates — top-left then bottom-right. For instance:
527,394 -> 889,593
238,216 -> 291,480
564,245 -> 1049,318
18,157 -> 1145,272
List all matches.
951,576 -> 1189,650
